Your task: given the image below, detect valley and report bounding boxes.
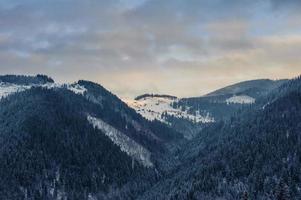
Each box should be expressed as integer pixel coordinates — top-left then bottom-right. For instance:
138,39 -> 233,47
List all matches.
0,75 -> 300,199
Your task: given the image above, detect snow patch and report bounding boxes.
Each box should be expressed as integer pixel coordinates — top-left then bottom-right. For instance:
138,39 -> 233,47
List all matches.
0,83 -> 31,99
66,84 -> 87,95
226,95 -> 255,104
87,115 -> 153,168
124,96 -> 214,123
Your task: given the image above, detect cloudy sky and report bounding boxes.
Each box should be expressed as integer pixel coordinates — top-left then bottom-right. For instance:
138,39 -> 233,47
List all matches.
0,0 -> 301,98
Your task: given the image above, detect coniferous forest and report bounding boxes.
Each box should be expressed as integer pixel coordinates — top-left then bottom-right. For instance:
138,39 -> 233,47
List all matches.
2,0 -> 301,199
0,75 -> 300,199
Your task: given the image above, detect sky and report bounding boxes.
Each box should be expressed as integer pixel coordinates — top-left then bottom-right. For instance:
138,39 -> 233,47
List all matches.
0,0 -> 301,98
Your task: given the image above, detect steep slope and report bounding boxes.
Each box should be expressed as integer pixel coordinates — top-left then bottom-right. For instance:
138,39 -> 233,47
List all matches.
0,75 -> 182,151
0,75 -> 183,199
87,115 -> 153,168
0,88 -> 150,199
78,81 -> 183,151
139,76 -> 301,200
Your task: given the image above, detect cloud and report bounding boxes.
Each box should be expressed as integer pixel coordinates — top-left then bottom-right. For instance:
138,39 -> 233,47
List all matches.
269,0 -> 301,10
0,0 -> 300,98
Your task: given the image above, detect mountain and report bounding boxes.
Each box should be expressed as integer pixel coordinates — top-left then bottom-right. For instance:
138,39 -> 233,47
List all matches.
124,94 -> 213,140
0,75 -> 182,199
125,79 -> 287,139
206,79 -> 287,98
138,76 -> 301,200
1,74 -> 299,200
176,79 -> 287,121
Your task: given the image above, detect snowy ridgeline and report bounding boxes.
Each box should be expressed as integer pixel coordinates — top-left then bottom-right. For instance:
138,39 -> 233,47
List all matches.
0,82 -> 87,99
226,95 -> 255,104
0,83 -> 31,99
87,115 -> 154,168
124,96 -> 214,124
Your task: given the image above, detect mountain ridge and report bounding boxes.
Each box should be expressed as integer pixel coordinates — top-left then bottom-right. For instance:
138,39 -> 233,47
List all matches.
138,75 -> 301,200
0,74 -> 300,199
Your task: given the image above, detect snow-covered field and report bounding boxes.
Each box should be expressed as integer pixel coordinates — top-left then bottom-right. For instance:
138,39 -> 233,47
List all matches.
226,95 -> 255,104
87,115 -> 153,168
124,96 -> 214,124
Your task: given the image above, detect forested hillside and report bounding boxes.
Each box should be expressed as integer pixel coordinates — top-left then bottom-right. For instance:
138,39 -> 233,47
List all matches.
0,76 -> 182,199
0,75 -> 300,199
174,79 -> 287,122
0,88 -> 148,199
139,76 -> 301,200
0,74 -> 54,85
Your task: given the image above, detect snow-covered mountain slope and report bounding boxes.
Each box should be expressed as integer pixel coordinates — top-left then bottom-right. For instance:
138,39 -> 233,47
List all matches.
226,95 -> 255,104
0,83 -> 31,99
123,95 -> 214,124
0,81 -> 87,99
124,81 -> 285,125
87,115 -> 153,168
66,83 -> 87,95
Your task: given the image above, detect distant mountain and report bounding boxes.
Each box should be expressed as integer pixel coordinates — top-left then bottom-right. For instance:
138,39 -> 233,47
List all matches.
173,79 -> 287,124
139,76 -> 301,200
135,94 -> 177,101
206,79 -> 287,98
125,79 -> 287,139
0,75 -> 182,199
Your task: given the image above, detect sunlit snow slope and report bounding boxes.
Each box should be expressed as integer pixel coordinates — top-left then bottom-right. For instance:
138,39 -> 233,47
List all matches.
124,95 -> 214,124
